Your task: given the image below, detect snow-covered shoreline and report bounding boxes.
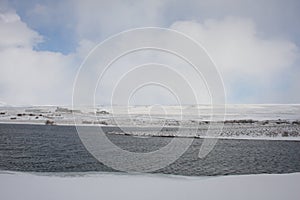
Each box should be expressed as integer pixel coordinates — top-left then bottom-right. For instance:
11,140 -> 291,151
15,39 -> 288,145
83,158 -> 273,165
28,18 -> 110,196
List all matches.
1,105 -> 300,140
1,121 -> 300,141
0,170 -> 299,200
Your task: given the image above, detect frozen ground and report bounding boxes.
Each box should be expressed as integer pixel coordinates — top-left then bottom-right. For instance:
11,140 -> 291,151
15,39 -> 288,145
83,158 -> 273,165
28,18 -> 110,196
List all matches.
0,104 -> 300,140
0,171 -> 299,200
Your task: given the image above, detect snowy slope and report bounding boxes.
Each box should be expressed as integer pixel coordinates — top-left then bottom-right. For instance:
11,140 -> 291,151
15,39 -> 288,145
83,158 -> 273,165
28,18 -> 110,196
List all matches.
1,104 -> 300,140
0,171 -> 299,200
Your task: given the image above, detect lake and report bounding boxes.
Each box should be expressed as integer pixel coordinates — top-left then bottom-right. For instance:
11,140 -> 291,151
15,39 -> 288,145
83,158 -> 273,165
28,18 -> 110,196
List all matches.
0,123 -> 300,176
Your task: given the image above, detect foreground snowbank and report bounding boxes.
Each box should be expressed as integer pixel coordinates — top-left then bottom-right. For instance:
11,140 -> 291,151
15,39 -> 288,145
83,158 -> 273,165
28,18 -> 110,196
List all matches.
0,171 -> 299,200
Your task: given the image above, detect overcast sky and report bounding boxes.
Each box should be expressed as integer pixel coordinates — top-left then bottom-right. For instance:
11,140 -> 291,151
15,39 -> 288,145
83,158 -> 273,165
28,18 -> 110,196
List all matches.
0,0 -> 299,105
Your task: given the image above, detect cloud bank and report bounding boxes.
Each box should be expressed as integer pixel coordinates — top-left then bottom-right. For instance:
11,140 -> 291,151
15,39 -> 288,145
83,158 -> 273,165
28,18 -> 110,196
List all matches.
171,18 -> 299,103
0,0 -> 299,105
0,10 -> 75,105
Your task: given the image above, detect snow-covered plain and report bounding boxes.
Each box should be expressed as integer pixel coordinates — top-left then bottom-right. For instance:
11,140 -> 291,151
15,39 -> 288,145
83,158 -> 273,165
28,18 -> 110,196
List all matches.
1,104 -> 300,140
0,171 -> 299,200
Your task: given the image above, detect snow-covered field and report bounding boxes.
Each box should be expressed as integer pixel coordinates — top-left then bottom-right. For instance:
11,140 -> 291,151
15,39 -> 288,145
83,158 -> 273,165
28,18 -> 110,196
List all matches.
0,171 -> 299,200
1,104 -> 300,140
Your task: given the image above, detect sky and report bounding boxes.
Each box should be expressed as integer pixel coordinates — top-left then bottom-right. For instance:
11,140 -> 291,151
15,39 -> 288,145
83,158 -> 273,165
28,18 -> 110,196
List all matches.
0,0 -> 300,105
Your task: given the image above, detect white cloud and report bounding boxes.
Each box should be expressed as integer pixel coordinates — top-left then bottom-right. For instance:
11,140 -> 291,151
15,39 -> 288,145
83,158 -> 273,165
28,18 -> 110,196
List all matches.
0,11 -> 75,105
72,0 -> 165,40
0,11 -> 42,49
171,17 -> 300,102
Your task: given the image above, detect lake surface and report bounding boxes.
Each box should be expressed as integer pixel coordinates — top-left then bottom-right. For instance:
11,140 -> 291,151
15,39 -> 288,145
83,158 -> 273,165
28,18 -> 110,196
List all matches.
0,123 -> 300,176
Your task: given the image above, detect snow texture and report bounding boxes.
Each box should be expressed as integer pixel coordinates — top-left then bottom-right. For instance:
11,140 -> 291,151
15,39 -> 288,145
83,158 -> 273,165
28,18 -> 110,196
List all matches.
1,104 -> 300,140
0,171 -> 299,200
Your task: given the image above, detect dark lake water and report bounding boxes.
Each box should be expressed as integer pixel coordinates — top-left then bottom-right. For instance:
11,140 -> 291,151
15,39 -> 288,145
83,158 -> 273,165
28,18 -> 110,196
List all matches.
0,123 -> 300,176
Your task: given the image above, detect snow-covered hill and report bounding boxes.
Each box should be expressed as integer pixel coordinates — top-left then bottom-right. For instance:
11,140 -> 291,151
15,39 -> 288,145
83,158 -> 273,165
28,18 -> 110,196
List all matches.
1,104 -> 300,140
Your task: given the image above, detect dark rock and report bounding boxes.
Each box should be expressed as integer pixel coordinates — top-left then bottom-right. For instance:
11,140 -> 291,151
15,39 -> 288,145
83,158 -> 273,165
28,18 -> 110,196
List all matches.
282,132 -> 289,137
96,110 -> 110,115
45,120 -> 55,125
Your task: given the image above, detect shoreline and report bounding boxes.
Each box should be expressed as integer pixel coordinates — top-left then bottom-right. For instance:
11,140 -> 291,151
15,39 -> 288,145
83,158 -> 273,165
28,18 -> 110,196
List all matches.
1,121 -> 300,141
1,169 -> 300,179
